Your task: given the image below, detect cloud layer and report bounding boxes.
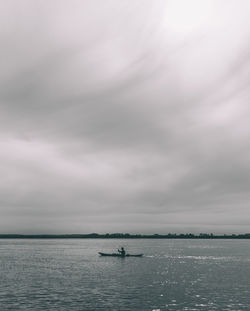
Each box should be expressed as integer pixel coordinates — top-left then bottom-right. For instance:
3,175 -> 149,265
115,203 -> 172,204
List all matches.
1,0 -> 250,233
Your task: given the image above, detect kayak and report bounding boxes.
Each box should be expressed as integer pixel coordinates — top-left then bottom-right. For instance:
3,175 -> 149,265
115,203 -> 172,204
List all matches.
98,252 -> 143,257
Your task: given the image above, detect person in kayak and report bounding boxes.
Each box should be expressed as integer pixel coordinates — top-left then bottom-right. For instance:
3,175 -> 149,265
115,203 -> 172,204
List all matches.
118,247 -> 126,256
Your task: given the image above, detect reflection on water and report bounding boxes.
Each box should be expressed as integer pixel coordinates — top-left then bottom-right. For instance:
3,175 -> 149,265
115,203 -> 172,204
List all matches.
0,239 -> 250,310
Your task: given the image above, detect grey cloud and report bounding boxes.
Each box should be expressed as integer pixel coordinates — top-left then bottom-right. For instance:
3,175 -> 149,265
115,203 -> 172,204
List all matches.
1,0 -> 250,233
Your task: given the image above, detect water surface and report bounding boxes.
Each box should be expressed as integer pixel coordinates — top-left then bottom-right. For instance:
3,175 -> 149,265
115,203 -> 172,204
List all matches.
0,239 -> 249,310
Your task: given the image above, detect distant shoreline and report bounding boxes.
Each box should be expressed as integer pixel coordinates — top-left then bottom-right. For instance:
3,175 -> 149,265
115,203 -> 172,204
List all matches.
0,233 -> 250,239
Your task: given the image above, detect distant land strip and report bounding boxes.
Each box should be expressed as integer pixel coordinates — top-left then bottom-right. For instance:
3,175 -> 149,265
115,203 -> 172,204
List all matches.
0,233 -> 250,239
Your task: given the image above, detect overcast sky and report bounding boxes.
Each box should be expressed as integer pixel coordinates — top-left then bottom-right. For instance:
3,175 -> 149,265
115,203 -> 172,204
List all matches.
1,0 -> 250,234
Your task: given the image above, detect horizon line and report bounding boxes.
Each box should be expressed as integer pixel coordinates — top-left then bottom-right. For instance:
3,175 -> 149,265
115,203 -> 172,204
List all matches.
0,233 -> 250,239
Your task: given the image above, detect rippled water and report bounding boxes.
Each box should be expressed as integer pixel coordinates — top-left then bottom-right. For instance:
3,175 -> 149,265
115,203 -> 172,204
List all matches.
0,239 -> 250,310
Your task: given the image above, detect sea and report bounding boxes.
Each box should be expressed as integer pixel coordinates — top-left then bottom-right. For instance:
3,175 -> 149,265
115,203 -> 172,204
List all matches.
0,238 -> 249,311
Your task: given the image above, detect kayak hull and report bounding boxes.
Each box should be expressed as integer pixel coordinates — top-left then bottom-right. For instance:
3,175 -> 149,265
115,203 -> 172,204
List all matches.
98,252 -> 143,257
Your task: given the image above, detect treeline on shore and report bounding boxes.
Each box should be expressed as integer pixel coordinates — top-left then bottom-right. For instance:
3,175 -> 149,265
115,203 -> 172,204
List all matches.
0,233 -> 250,239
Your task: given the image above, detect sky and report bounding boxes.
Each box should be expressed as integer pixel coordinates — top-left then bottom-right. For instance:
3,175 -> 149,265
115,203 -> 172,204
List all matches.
0,0 -> 250,234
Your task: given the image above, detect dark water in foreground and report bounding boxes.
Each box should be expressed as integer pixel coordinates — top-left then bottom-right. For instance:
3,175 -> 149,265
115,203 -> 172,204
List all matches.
0,239 -> 250,310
